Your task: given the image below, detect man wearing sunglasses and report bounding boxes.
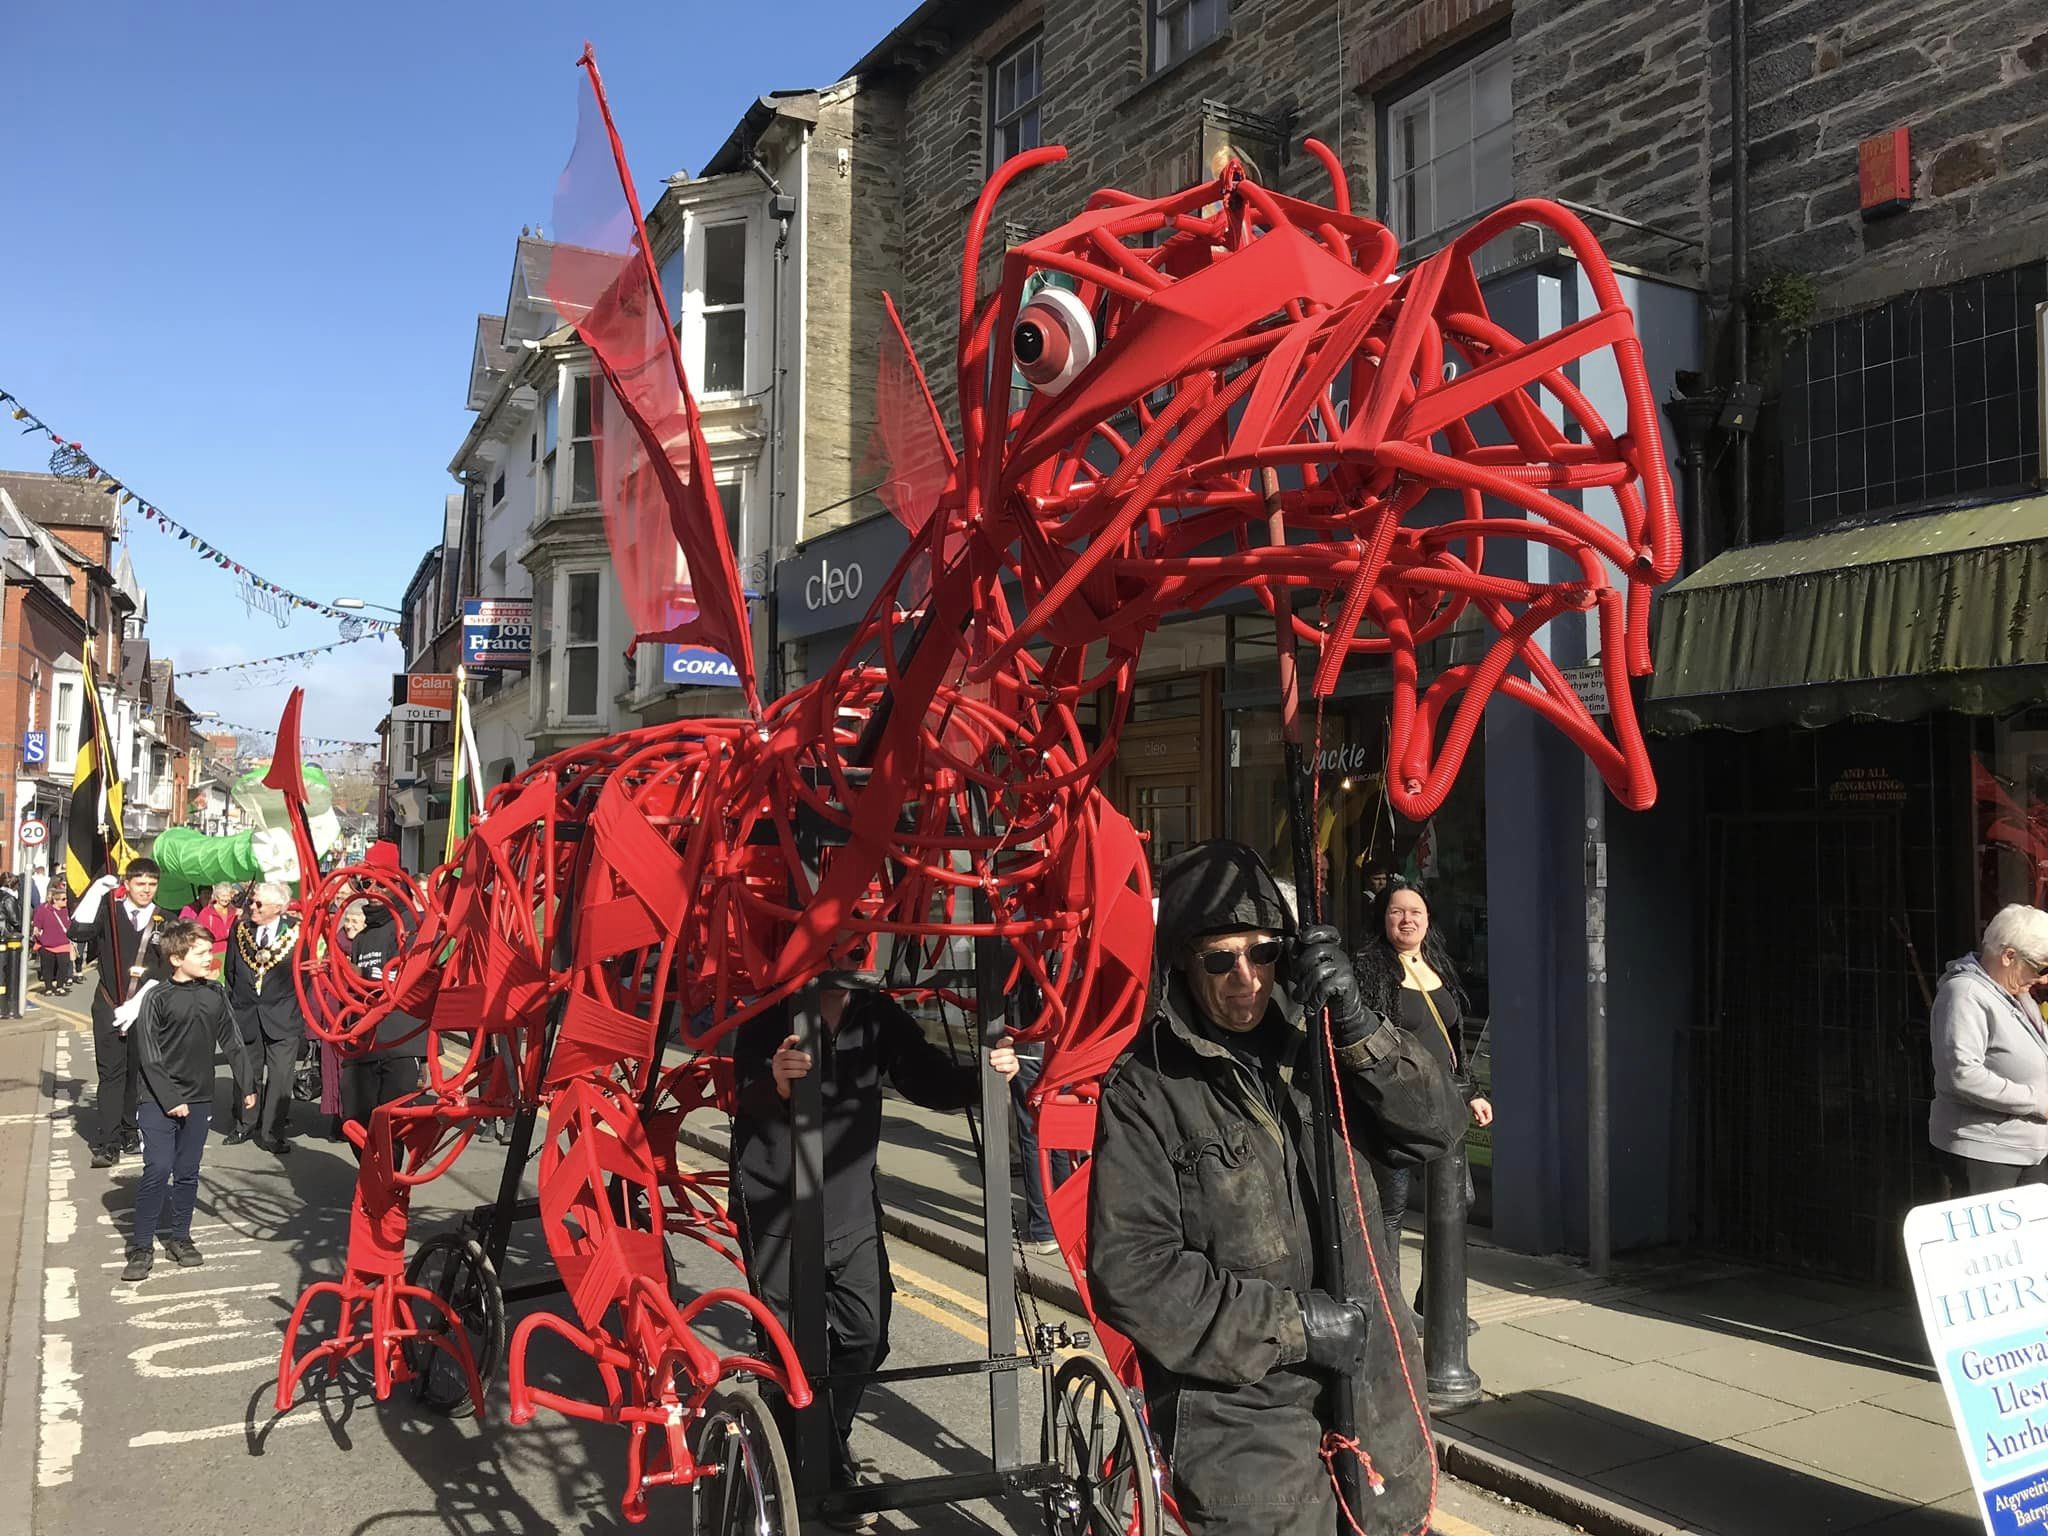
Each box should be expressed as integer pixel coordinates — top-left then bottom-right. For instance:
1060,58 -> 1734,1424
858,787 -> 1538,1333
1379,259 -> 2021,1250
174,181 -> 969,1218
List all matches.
1087,839 -> 1464,1536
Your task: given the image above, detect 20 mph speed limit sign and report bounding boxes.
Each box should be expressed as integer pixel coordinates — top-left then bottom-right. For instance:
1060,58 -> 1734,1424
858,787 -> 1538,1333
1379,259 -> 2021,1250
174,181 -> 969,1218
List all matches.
18,819 -> 47,847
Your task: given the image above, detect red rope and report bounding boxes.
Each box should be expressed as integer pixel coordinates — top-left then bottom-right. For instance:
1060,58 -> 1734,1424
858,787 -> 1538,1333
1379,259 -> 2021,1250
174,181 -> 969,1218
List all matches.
1320,1432 -> 1386,1534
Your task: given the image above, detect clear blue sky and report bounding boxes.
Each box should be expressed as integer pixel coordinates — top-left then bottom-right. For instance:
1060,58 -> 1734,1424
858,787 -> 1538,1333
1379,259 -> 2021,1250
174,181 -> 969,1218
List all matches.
0,0 -> 905,744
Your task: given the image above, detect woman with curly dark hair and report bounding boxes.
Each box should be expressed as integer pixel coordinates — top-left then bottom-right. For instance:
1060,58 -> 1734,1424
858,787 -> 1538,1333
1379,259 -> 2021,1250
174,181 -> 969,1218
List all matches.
1357,878 -> 1492,1327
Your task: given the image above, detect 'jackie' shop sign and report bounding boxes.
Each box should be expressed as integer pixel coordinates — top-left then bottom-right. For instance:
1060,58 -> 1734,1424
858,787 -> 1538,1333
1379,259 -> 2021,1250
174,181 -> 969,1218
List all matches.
1909,1185 -> 2048,1533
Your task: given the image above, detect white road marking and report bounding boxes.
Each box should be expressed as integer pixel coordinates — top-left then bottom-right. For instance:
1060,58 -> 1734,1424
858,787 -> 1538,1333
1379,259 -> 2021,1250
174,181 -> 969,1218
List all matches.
47,1144 -> 74,1246
36,1333 -> 79,1487
96,1216 -> 238,1233
111,1281 -> 276,1306
124,1295 -> 272,1332
99,1248 -> 261,1270
0,1109 -> 76,1127
129,1412 -> 329,1448
131,1330 -> 278,1378
44,1267 -> 76,1324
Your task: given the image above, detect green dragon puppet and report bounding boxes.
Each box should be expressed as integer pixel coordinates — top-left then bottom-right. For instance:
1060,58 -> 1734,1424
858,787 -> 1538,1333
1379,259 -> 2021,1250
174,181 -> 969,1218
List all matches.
150,764 -> 342,911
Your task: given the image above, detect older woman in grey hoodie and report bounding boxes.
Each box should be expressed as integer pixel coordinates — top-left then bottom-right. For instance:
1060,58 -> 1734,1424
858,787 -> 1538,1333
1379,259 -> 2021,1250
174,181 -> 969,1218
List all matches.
1931,903 -> 2048,1193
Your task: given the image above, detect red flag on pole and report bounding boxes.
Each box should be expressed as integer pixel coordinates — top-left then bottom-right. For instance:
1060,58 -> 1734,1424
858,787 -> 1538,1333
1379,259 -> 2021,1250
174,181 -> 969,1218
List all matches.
547,45 -> 758,709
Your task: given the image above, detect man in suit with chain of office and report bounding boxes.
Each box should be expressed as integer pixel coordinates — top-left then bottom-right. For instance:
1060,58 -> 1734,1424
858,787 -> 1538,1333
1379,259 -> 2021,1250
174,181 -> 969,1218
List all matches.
221,881 -> 306,1154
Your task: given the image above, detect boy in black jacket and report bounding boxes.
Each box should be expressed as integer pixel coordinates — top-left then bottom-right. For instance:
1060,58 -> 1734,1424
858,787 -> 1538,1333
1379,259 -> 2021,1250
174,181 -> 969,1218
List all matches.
122,921 -> 255,1282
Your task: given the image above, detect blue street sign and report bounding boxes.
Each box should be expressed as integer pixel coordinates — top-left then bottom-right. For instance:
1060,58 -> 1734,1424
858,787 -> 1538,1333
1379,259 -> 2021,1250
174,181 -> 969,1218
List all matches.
22,731 -> 46,768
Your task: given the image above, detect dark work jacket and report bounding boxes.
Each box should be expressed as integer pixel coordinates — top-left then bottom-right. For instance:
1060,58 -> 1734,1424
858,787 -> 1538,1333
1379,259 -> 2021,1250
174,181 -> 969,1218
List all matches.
728,992 -> 979,1243
1087,973 -> 1465,1536
69,899 -> 169,1024
221,917 -> 306,1045
346,909 -> 425,1059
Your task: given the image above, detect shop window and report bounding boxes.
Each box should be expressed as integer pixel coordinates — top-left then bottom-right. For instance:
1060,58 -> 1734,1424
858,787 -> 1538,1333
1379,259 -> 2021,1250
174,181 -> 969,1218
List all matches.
1227,702 -> 1489,1016
1381,38 -> 1513,256
989,32 -> 1043,170
1976,710 -> 2048,924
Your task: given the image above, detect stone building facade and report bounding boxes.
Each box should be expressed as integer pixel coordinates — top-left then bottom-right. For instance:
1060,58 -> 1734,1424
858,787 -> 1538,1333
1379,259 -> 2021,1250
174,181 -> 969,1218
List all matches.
851,0 -> 1724,393
1737,0 -> 2048,316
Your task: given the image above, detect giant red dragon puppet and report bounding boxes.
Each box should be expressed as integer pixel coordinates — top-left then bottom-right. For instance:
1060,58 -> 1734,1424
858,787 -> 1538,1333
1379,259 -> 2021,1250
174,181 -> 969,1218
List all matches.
270,50 -> 1677,1534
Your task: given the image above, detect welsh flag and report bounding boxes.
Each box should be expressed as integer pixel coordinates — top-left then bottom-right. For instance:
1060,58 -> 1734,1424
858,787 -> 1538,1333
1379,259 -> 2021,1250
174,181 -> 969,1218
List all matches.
444,667 -> 484,863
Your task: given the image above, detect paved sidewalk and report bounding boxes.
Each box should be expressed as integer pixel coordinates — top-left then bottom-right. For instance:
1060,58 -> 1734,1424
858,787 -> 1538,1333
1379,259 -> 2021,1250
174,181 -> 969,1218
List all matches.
682,1090 -> 1977,1536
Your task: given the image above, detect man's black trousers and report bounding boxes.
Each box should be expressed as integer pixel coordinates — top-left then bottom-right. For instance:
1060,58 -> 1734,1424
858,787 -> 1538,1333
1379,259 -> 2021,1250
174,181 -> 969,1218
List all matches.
744,1222 -> 894,1466
91,1005 -> 139,1148
343,1054 -> 421,1131
247,1032 -> 300,1139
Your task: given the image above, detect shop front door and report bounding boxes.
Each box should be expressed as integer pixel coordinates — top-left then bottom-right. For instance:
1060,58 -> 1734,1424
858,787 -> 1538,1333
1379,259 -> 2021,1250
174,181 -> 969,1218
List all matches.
1697,810 -> 1938,1284
1113,691 -> 1215,872
1123,769 -> 1203,866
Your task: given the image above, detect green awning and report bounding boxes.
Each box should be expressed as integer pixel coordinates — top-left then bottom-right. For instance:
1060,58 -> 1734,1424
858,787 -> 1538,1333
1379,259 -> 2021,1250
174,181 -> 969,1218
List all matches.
1647,496 -> 2048,733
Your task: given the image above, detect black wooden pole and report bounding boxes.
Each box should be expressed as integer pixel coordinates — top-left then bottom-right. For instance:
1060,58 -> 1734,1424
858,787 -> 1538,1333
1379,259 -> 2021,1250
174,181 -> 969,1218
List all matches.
1261,470 -> 1363,1524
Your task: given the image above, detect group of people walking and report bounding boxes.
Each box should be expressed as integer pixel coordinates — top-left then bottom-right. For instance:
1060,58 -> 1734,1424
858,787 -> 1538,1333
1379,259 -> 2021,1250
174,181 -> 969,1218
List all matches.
73,862 -> 308,1175
68,844 -> 428,1283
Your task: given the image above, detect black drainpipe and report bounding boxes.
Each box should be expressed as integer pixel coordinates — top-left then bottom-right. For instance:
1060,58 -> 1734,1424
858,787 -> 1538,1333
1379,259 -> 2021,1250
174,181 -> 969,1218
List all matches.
1730,0 -> 1752,548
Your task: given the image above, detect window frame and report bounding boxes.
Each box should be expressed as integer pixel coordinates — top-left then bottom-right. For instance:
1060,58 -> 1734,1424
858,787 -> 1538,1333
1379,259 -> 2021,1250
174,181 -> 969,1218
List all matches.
1377,33 -> 1514,257
1149,0 -> 1228,75
560,566 -> 604,722
698,220 -> 750,398
52,678 -> 76,766
568,372 -> 598,508
539,385 -> 561,518
988,30 -> 1044,172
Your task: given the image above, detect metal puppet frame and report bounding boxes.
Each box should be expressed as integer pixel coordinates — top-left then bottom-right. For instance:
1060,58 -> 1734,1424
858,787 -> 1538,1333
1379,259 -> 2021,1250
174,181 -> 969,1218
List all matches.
272,122 -> 1676,1536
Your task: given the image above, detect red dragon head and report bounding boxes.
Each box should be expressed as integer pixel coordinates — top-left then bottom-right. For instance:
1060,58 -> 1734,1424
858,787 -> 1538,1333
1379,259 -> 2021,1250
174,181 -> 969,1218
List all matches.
865,142 -> 1679,821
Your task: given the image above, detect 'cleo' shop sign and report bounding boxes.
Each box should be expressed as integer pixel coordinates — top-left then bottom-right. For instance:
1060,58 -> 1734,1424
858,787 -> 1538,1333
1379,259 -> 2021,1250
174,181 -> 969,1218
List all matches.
1907,1184 -> 2048,1532
462,598 -> 533,669
773,513 -> 910,642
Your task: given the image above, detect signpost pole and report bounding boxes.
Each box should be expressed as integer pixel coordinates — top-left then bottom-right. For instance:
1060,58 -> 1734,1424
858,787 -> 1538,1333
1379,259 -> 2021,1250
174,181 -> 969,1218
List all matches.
15,865 -> 30,1018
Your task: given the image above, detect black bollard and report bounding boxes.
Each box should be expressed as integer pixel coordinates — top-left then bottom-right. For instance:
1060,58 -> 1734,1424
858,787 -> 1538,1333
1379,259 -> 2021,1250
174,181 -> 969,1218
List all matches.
1421,1141 -> 1482,1412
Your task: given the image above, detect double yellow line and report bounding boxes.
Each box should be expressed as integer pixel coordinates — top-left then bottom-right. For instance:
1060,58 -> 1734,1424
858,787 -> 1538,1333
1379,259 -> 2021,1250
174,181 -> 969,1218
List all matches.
890,1258 -> 997,1347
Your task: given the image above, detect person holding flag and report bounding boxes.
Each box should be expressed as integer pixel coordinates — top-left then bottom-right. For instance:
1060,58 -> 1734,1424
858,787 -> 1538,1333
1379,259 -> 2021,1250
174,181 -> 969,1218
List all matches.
70,858 -> 169,1167
62,649 -> 166,1168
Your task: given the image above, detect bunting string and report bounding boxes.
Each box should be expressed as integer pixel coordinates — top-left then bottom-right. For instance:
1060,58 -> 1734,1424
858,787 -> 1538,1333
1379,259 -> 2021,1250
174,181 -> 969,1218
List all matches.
178,632 -> 388,676
198,719 -> 380,750
0,387 -> 401,634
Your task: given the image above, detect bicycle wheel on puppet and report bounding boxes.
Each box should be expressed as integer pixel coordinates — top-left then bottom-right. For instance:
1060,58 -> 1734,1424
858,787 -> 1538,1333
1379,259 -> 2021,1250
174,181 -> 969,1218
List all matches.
1043,1353 -> 1161,1536
686,1382 -> 798,1536
401,1232 -> 505,1417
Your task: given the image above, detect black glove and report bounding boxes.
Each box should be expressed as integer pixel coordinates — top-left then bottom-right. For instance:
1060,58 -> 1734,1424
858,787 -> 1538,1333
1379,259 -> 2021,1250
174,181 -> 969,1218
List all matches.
1298,1289 -> 1368,1372
1291,925 -> 1373,1047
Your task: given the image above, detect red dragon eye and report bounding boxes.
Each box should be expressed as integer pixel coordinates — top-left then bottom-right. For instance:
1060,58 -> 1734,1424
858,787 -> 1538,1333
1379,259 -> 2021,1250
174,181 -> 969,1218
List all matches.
1014,287 -> 1096,397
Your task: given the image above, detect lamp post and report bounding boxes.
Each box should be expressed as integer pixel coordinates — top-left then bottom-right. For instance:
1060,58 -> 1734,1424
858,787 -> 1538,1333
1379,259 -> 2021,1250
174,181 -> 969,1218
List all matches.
333,598 -> 405,617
